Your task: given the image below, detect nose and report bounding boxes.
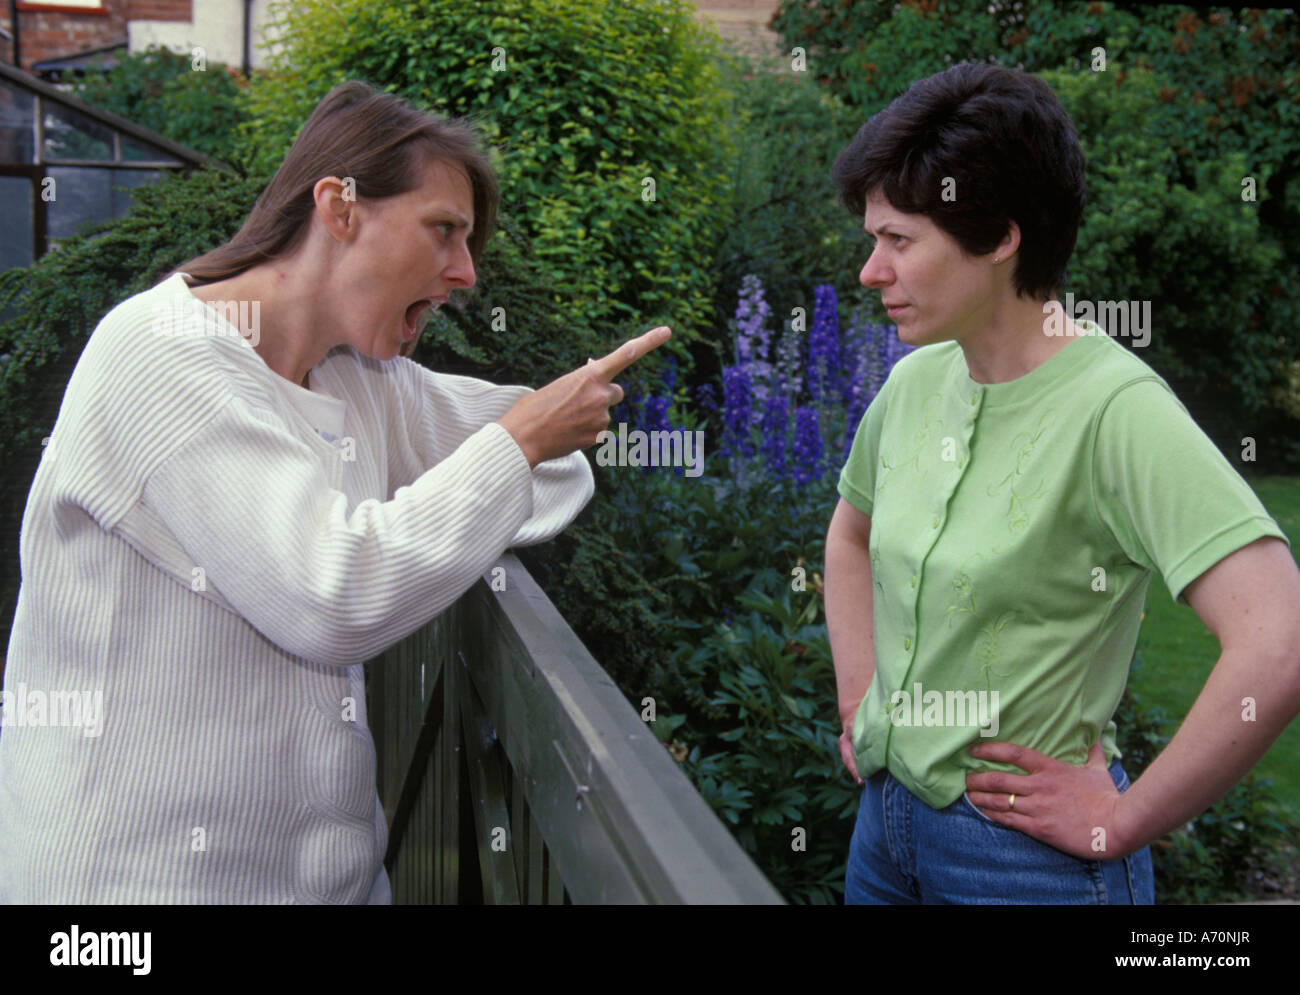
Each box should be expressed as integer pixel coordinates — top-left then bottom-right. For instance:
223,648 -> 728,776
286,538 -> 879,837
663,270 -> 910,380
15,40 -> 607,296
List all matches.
859,245 -> 891,290
444,239 -> 476,291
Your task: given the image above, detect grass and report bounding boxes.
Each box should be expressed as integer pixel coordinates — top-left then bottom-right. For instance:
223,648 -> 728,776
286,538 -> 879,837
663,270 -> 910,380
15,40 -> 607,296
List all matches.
1129,474 -> 1300,824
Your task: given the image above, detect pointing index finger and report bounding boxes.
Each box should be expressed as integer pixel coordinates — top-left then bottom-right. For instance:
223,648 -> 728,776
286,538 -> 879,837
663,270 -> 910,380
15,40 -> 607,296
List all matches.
589,326 -> 671,382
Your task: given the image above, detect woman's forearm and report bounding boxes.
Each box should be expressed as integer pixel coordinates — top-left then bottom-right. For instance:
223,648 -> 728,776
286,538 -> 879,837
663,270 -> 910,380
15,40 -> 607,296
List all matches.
825,501 -> 878,729
1114,642 -> 1300,857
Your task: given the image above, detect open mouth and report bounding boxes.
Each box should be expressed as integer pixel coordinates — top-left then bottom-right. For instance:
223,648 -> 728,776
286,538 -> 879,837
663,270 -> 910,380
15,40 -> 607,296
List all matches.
402,298 -> 440,341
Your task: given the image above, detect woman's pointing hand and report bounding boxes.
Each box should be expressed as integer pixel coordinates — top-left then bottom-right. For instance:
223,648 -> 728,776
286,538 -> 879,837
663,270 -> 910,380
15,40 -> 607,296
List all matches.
497,326 -> 671,467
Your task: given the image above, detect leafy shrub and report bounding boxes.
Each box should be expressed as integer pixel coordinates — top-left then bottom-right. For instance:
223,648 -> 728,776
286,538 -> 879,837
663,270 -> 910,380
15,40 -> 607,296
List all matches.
1043,66 -> 1298,466
650,586 -> 852,905
770,0 -> 1008,113
68,46 -> 250,164
705,52 -> 872,354
1114,648 -> 1294,903
239,0 -> 737,379
767,0 -> 1300,470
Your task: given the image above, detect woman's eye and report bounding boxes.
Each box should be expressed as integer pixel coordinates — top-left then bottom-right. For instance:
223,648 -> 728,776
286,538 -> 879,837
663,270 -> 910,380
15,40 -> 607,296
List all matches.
866,234 -> 905,250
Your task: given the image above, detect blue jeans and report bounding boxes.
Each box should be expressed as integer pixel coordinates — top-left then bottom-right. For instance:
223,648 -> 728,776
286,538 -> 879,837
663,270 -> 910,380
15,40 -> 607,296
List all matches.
845,758 -> 1155,904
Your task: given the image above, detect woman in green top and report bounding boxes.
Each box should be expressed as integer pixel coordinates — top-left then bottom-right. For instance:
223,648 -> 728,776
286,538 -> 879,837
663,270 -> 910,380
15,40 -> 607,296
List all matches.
826,62 -> 1300,904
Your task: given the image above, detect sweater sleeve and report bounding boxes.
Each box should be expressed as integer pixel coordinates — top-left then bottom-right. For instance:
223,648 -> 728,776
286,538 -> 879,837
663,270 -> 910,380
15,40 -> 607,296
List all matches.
139,394 -> 539,666
388,359 -> 595,547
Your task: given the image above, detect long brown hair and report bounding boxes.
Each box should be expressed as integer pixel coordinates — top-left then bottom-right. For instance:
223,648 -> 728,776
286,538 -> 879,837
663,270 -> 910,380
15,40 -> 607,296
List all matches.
167,80 -> 500,338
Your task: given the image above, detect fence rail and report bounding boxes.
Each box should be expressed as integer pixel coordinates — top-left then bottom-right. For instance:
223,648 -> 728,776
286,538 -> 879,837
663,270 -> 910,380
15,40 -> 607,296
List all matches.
365,553 -> 784,905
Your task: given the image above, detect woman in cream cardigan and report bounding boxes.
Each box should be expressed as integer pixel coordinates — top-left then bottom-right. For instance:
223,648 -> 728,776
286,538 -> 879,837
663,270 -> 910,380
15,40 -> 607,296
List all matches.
0,81 -> 667,903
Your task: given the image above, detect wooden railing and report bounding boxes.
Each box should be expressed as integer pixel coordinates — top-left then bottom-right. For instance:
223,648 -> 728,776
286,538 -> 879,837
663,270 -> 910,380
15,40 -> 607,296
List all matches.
365,553 -> 784,904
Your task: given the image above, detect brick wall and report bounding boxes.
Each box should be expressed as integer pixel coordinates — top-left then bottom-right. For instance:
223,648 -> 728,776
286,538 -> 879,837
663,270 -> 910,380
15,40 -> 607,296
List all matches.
1,0 -> 192,71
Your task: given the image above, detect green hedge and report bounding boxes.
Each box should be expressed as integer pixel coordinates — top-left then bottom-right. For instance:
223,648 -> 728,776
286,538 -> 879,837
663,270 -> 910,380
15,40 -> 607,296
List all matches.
703,53 -> 875,364
1045,66 -> 1297,465
237,0 -> 737,384
69,46 -> 249,164
768,0 -> 1300,470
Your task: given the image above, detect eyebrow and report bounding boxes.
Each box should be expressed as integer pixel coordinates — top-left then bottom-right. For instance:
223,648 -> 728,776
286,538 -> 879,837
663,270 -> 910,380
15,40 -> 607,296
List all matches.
427,209 -> 474,238
862,221 -> 906,237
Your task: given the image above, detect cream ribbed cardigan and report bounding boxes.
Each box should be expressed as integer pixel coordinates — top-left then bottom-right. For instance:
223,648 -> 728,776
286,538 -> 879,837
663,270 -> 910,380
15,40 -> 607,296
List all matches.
0,273 -> 593,903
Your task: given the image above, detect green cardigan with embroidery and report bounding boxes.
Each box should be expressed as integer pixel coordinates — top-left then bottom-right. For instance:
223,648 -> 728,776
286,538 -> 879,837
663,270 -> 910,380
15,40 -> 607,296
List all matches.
837,322 -> 1287,809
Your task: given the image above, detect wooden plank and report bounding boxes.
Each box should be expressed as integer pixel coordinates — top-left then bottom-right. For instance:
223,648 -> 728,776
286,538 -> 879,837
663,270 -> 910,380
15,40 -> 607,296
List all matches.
460,555 -> 784,904
528,804 -> 546,905
382,657 -> 444,874
368,554 -> 782,905
438,617 -> 459,904
458,651 -> 521,905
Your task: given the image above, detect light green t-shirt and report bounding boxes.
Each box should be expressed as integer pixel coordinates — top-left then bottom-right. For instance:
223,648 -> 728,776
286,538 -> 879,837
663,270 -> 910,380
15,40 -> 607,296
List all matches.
837,322 -> 1288,810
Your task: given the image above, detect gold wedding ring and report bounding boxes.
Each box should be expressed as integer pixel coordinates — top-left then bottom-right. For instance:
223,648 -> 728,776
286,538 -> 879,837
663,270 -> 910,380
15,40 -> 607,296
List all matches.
1008,793 -> 1015,811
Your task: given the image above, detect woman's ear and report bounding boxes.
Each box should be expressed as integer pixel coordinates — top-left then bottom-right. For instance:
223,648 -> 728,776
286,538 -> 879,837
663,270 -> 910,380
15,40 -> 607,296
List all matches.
312,176 -> 358,244
993,220 -> 1022,265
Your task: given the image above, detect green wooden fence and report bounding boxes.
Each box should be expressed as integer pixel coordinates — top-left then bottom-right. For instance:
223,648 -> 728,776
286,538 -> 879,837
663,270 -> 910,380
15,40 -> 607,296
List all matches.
365,553 -> 784,904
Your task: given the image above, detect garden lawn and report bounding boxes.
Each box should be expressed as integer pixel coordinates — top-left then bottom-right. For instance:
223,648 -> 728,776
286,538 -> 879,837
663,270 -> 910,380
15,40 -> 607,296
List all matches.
1129,475 -> 1300,823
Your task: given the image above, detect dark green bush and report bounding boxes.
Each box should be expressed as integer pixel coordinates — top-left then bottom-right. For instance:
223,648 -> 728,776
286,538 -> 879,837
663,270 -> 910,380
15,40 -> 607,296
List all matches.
767,1 -> 1300,470
516,504 -> 674,699
705,53 -> 872,348
641,595 -> 1295,904
1113,648 -> 1294,903
68,46 -> 249,164
648,585 -> 852,905
1043,66 -> 1298,465
238,0 -> 736,378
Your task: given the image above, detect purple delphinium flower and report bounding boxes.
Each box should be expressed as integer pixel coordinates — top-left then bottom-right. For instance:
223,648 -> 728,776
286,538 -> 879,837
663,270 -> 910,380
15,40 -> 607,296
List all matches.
792,405 -> 822,486
640,394 -> 672,475
643,394 -> 671,436
860,322 -> 915,401
885,324 -> 914,370
613,385 -> 642,431
774,322 -> 802,397
639,392 -> 681,473
843,375 -> 870,463
735,274 -> 773,365
695,382 -> 719,416
660,356 -> 678,396
735,275 -> 775,403
760,393 -> 789,481
721,365 -> 753,461
839,312 -> 867,411
806,285 -> 840,404
858,321 -> 882,401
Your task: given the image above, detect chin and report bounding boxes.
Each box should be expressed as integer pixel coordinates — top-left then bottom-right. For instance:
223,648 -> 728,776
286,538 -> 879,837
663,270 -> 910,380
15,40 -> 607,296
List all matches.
895,322 -> 925,346
897,322 -> 950,348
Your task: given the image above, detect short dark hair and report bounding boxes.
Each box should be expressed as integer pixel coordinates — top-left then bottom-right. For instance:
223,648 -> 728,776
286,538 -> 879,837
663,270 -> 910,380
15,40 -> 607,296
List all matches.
831,62 -> 1086,301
